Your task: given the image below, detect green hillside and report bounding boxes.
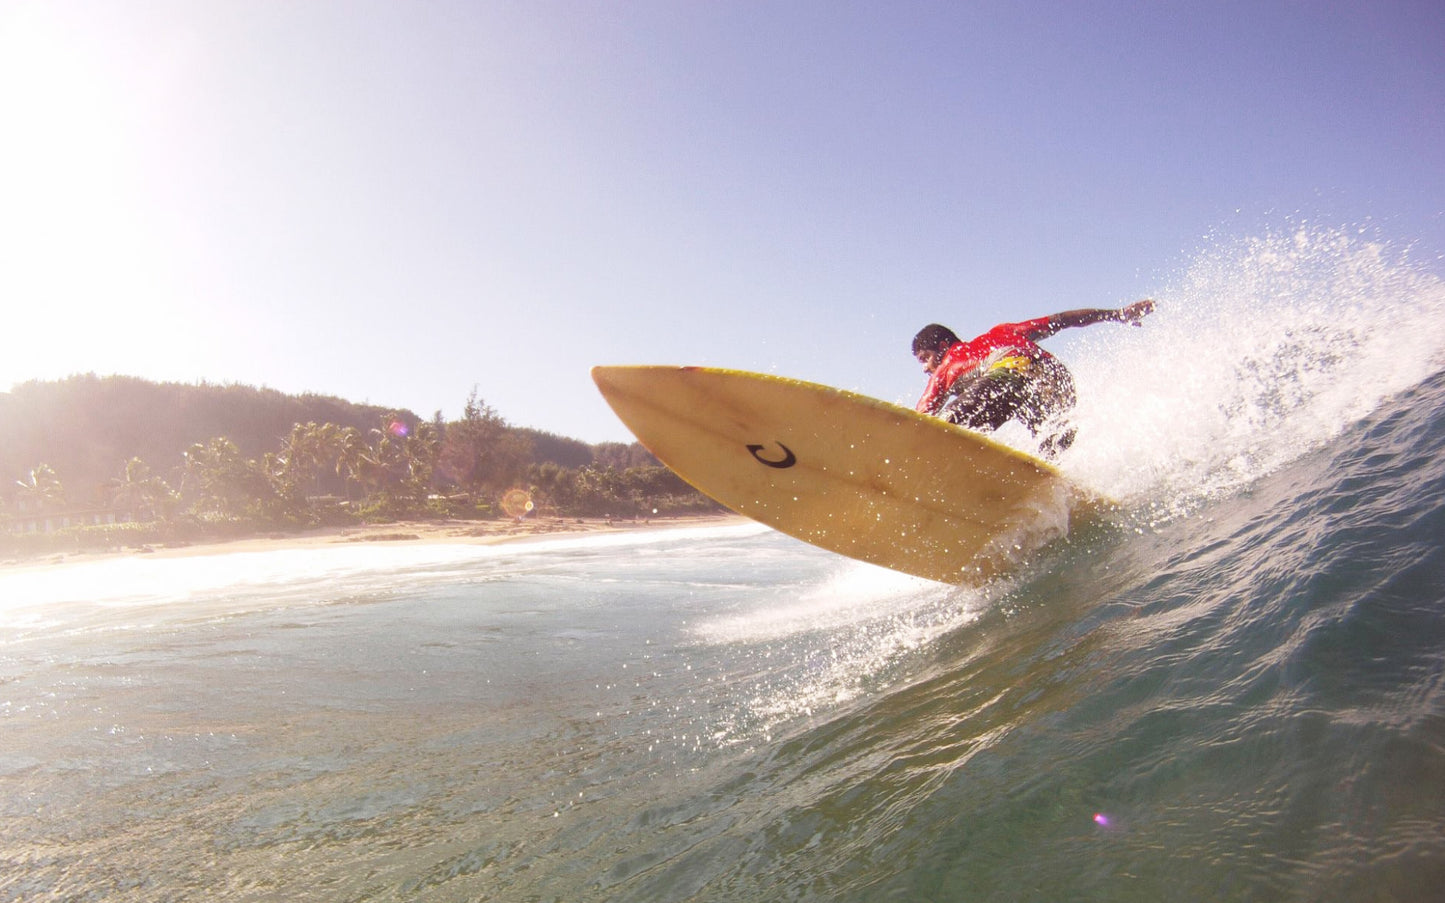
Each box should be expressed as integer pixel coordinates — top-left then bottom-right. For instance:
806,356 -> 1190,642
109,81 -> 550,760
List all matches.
1,375 -> 718,555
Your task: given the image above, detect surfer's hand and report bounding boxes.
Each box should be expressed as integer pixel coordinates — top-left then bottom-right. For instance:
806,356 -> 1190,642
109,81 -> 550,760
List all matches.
1120,299 -> 1155,325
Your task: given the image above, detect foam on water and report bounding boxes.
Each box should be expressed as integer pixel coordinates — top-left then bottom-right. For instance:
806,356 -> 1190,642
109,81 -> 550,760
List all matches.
1037,225 -> 1445,514
684,553 -> 997,740
688,556 -> 945,645
0,521 -> 770,636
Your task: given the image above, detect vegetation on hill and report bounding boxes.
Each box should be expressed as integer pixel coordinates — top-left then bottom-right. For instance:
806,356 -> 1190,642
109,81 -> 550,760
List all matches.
0,375 -> 720,557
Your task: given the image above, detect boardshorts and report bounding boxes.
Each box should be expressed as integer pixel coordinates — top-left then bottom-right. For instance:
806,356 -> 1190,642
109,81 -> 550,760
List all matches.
937,354 -> 1078,456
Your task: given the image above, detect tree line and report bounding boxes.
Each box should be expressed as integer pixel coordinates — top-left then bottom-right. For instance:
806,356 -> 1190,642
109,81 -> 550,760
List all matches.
1,376 -> 719,555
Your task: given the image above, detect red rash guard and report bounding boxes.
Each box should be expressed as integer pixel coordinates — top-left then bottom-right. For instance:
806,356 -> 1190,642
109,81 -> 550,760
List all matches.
915,316 -> 1059,415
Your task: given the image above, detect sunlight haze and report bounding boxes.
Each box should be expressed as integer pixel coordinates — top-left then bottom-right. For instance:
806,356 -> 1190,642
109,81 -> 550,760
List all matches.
2,0 -> 1442,442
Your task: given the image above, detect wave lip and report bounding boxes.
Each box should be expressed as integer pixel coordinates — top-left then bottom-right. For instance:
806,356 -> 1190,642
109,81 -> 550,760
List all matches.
1056,226 -> 1445,518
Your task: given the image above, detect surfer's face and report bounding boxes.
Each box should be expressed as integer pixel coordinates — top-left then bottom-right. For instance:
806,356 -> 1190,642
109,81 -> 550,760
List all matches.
916,348 -> 943,374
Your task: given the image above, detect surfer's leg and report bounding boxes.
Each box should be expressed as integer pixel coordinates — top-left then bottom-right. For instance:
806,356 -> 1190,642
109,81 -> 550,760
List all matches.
1037,424 -> 1077,459
1024,360 -> 1076,420
1021,360 -> 1079,456
940,372 -> 1026,431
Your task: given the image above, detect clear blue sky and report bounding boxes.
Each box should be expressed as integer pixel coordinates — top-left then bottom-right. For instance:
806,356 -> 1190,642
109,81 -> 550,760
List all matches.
3,0 -> 1442,443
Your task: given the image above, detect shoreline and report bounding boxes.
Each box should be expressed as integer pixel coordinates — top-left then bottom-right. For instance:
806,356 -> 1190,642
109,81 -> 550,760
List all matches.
2,512 -> 753,572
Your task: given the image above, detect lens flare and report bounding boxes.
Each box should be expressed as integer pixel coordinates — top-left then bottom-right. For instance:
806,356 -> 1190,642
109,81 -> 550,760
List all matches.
501,489 -> 534,520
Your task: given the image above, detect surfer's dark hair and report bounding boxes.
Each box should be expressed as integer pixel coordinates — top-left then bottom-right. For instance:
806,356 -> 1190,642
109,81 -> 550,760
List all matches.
912,324 -> 960,354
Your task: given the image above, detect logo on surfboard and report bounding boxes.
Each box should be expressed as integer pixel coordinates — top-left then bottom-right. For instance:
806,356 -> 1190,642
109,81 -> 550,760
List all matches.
747,442 -> 796,469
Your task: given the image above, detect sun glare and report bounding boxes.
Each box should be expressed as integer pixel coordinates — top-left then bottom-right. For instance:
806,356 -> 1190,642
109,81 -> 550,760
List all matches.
0,6 -> 127,241
0,4 -> 192,388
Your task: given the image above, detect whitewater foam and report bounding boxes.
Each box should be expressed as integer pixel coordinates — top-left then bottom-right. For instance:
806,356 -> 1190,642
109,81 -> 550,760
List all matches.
689,556 -> 954,646
0,521 -> 770,634
1051,225 -> 1445,519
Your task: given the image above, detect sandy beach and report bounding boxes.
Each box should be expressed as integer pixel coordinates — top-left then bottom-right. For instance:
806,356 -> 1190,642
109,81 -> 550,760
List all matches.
3,512 -> 751,571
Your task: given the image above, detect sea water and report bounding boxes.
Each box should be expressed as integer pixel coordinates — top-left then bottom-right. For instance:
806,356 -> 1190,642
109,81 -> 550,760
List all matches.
2,227 -> 1445,901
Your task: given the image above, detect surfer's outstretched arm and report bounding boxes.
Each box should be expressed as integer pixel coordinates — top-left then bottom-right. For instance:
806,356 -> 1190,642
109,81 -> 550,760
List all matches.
1032,299 -> 1155,339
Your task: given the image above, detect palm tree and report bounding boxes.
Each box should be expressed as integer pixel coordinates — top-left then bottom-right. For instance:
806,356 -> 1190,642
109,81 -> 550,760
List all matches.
399,421 -> 440,500
15,464 -> 65,511
277,422 -> 317,498
110,457 -> 175,522
183,437 -> 274,521
334,427 -> 369,502
344,424 -> 394,502
310,421 -> 345,494
279,421 -> 348,500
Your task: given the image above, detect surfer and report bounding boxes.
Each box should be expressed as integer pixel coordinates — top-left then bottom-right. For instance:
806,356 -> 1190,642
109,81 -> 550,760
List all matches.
912,300 -> 1155,457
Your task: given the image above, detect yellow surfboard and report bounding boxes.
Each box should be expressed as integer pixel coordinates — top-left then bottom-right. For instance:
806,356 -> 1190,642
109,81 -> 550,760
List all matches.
592,365 -> 1101,584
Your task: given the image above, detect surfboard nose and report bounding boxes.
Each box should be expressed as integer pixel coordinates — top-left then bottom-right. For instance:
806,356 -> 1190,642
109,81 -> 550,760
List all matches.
592,364 -> 668,396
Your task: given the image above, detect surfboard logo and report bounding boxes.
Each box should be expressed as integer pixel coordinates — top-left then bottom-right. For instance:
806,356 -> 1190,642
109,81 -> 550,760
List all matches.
747,442 -> 797,469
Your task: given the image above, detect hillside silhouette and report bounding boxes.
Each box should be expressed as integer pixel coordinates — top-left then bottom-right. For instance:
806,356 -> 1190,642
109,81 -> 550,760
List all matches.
1,375 -> 625,489
1,375 -> 715,556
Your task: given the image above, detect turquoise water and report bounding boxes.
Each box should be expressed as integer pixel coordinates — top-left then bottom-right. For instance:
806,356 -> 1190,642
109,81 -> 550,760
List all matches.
3,229 -> 1445,901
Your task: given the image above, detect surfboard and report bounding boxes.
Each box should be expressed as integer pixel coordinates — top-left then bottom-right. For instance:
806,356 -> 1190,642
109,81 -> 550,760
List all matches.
591,365 -> 1101,584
